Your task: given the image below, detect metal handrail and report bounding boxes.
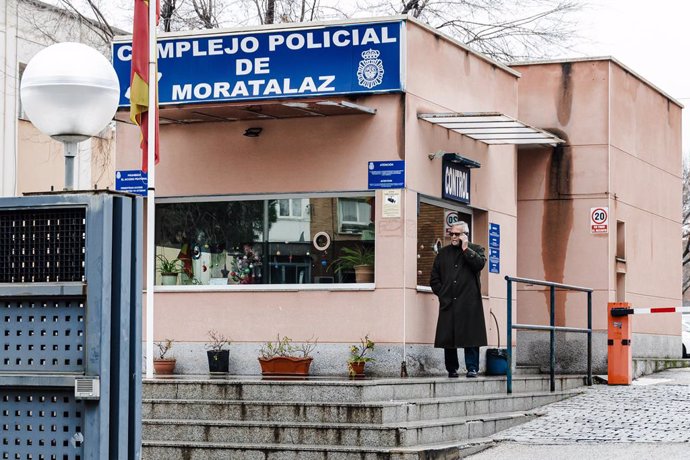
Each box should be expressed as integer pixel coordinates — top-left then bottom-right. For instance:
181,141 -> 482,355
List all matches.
505,275 -> 593,394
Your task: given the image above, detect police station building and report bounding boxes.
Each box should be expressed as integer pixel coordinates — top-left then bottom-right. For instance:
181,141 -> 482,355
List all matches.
113,16 -> 683,375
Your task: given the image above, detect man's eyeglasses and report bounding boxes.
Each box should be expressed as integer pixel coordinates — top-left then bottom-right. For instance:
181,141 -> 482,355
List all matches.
449,231 -> 468,237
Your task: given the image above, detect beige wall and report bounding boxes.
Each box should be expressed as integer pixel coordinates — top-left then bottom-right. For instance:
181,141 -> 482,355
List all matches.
513,59 -> 682,343
17,120 -> 116,194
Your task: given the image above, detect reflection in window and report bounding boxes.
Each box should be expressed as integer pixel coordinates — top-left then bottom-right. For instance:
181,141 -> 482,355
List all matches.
155,195 -> 374,286
277,198 -> 304,218
338,198 -> 373,235
416,202 -> 472,286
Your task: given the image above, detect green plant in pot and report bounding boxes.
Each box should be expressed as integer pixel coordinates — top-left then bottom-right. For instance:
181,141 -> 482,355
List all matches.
348,334 -> 375,377
331,246 -> 375,283
205,329 -> 232,373
258,334 -> 317,377
156,254 -> 182,286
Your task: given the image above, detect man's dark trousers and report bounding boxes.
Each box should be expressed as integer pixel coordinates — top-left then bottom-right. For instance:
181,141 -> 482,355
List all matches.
444,347 -> 479,373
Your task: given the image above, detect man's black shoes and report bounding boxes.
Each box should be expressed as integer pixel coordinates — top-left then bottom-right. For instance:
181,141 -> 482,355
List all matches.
448,371 -> 459,378
466,370 -> 478,378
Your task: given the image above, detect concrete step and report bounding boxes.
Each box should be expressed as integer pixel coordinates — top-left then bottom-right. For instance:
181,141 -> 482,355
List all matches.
143,375 -> 586,403
514,365 -> 542,375
143,389 -> 578,423
142,410 -> 537,454
142,440 -> 485,460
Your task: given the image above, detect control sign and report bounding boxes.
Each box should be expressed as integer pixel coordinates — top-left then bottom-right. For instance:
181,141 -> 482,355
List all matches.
590,207 -> 608,234
115,170 -> 148,196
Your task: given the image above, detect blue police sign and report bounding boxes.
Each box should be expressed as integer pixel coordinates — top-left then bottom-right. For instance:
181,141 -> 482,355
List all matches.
442,157 -> 471,204
115,170 -> 148,196
489,248 -> 500,274
113,21 -> 403,106
488,223 -> 500,273
368,160 -> 405,189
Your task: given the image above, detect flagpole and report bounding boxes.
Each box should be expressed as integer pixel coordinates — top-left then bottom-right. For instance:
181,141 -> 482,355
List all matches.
145,0 -> 157,379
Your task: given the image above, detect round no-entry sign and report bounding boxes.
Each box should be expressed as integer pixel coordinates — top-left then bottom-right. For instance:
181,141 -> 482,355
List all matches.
590,207 -> 608,234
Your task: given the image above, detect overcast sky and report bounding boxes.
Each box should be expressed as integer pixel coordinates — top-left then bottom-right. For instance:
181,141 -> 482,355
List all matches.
572,0 -> 689,156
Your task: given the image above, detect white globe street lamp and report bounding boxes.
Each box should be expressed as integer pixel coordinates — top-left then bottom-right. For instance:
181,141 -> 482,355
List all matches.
20,42 -> 120,190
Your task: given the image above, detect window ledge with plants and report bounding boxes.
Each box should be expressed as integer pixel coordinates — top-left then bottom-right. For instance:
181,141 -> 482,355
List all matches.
154,283 -> 376,292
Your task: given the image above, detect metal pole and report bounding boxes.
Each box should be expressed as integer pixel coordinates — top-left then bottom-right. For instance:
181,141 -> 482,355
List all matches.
549,285 -> 555,392
587,291 -> 592,386
145,0 -> 158,380
506,277 -> 512,394
63,141 -> 78,190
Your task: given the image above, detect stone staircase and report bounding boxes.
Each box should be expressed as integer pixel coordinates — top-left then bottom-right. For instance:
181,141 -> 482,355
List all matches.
142,374 -> 586,460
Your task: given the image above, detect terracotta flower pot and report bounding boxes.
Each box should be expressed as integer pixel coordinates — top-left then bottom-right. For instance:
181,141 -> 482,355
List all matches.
258,356 -> 313,376
348,361 -> 366,377
153,358 -> 176,375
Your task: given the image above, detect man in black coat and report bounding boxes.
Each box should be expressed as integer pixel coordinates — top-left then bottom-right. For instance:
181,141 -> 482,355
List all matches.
430,221 -> 487,378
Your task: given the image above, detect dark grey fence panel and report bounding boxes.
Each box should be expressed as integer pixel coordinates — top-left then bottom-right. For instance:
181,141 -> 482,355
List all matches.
0,192 -> 142,460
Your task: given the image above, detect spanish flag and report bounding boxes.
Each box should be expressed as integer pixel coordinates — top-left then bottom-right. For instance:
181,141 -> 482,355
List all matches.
130,0 -> 160,172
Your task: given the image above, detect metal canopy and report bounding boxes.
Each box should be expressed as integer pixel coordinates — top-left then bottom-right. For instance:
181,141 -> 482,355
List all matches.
418,112 -> 564,146
115,99 -> 376,125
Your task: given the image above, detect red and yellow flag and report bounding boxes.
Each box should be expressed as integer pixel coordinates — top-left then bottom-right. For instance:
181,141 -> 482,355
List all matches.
130,0 -> 160,172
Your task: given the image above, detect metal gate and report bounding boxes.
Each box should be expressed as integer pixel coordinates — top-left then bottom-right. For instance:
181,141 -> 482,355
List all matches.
0,191 -> 143,459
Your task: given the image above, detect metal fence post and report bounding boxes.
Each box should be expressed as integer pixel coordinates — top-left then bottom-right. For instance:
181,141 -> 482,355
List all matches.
506,277 -> 513,394
549,285 -> 556,392
587,291 -> 592,386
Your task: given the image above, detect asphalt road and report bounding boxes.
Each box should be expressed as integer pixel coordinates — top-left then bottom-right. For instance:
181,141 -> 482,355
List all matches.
467,367 -> 690,459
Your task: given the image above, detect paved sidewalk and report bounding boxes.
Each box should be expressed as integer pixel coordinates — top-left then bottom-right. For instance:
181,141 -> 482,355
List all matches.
467,367 -> 690,459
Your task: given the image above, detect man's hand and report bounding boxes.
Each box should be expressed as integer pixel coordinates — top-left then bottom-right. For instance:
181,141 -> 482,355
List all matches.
460,233 -> 469,251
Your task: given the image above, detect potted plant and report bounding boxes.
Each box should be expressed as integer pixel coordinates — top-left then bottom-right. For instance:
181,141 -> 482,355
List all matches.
156,254 -> 182,285
153,339 -> 176,375
348,334 -> 375,377
258,334 -> 317,376
331,246 -> 375,283
205,329 -> 232,373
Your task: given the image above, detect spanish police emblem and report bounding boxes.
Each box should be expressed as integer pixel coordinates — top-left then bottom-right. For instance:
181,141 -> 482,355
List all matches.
357,49 -> 384,89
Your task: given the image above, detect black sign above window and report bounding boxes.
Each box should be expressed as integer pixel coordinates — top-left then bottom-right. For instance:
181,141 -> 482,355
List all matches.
442,157 -> 471,204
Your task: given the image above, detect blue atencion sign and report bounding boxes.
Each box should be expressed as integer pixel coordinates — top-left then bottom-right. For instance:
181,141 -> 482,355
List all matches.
368,161 -> 405,189
112,21 -> 403,106
115,170 -> 148,196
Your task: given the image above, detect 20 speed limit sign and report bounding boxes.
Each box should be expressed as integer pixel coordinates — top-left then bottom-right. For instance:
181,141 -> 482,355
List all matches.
590,207 -> 608,234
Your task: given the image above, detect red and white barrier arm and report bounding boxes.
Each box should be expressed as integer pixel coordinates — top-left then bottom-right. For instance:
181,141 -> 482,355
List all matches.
611,306 -> 690,317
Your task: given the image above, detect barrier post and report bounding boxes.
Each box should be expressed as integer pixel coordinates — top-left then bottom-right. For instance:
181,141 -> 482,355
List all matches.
607,302 -> 632,385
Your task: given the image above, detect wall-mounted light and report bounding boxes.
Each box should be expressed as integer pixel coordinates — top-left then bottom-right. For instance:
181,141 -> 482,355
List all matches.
428,150 -> 481,168
243,127 -> 263,137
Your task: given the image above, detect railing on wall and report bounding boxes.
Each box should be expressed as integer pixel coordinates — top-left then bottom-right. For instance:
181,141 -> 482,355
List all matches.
505,275 -> 593,394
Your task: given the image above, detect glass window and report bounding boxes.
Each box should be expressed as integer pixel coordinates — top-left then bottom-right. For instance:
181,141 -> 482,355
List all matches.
155,194 -> 374,286
416,201 -> 472,287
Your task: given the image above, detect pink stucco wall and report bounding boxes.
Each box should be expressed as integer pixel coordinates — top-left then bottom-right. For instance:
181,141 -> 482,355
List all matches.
513,59 -> 682,339
113,22 -> 682,366
116,20 -> 521,350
